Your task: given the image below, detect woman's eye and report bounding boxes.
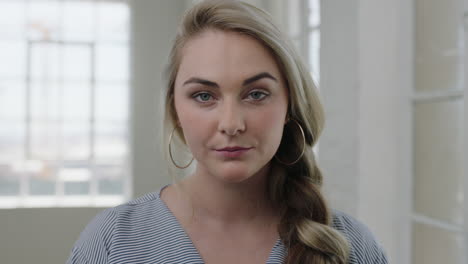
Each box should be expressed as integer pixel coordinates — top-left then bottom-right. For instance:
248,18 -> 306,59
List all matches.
248,90 -> 268,101
192,92 -> 214,102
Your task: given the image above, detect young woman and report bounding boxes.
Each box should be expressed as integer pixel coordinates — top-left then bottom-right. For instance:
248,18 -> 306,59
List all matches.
67,1 -> 388,263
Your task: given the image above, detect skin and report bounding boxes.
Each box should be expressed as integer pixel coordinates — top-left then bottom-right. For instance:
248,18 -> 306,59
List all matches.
162,29 -> 289,263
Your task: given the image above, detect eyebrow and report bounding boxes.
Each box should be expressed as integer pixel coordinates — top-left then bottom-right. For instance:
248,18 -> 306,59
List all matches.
182,72 -> 278,88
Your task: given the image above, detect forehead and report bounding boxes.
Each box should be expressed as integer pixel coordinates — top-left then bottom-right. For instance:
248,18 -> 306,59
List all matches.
176,29 -> 282,86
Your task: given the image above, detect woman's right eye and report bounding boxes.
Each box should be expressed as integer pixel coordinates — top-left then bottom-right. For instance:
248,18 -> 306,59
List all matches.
192,92 -> 214,102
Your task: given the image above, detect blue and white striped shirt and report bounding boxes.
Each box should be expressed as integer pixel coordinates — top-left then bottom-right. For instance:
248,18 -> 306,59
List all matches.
67,187 -> 388,263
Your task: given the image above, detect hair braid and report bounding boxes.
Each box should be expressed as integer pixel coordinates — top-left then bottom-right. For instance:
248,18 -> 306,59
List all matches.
270,131 -> 350,263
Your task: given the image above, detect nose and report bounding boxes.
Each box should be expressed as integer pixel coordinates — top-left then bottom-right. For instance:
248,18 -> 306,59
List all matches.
218,99 -> 246,136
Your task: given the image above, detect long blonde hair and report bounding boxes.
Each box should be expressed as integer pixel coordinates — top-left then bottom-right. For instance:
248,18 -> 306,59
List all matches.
162,0 -> 350,263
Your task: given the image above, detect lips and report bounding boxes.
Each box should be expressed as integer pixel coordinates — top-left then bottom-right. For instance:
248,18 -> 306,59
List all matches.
217,146 -> 251,152
215,146 -> 252,158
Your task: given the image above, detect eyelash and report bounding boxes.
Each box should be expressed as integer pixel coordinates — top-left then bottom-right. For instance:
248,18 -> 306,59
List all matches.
191,90 -> 270,103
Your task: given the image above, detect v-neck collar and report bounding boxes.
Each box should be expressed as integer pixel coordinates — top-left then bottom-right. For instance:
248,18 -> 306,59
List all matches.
156,185 -> 287,264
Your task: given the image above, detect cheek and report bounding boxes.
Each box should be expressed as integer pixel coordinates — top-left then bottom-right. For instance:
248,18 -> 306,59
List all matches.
253,105 -> 287,151
174,101 -> 212,151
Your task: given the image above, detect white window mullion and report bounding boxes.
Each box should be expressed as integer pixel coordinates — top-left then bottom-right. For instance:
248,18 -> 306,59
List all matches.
463,2 -> 468,262
412,213 -> 465,233
89,42 -> 98,202
56,41 -> 65,199
56,0 -> 65,201
21,40 -> 33,202
89,0 -> 99,204
307,25 -> 320,31
412,89 -> 464,103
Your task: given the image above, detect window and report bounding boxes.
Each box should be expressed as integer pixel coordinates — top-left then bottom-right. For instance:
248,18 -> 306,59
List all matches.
0,0 -> 131,208
286,0 -> 320,155
286,0 -> 320,85
411,0 -> 466,262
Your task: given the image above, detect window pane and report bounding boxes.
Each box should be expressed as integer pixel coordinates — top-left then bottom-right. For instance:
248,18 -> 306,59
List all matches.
0,41 -> 26,79
0,162 -> 20,196
30,42 -> 61,82
30,121 -> 60,160
62,121 -> 91,161
29,80 -> 61,160
63,45 -> 92,81
65,181 -> 90,195
95,121 -> 128,164
29,81 -> 92,160
0,1 -> 26,40
0,81 -> 25,121
96,2 -> 129,42
28,160 -> 55,195
96,44 -> 129,82
308,0 -> 320,27
26,0 -> 61,41
1,82 -> 25,196
309,29 -> 320,84
58,165 -> 91,195
412,222 -> 464,264
62,82 -> 91,120
62,1 -> 95,42
30,177 -> 55,195
0,121 -> 25,161
96,83 -> 128,120
58,165 -> 91,182
97,165 -> 124,195
413,99 -> 464,226
30,81 -> 61,121
415,0 -> 462,91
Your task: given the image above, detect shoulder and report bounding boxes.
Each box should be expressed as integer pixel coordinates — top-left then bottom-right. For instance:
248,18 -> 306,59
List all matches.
67,191 -> 165,264
79,191 -> 163,241
331,209 -> 389,264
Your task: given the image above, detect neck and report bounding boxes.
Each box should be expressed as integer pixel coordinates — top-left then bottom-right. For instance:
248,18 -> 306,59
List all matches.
179,164 -> 276,226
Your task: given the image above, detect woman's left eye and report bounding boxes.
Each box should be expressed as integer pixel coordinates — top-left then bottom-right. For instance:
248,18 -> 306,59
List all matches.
247,90 -> 268,101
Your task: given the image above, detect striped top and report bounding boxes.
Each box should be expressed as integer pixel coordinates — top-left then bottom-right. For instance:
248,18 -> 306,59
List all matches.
67,187 -> 388,264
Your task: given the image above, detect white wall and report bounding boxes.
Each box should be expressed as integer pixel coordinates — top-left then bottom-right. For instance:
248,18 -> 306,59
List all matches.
320,0 -> 360,216
130,0 -> 186,197
320,0 -> 413,263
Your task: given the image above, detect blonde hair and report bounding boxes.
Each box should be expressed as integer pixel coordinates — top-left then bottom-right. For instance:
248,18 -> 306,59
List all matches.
162,0 -> 350,263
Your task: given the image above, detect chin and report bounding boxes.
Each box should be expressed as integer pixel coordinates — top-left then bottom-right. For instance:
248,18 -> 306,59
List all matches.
216,170 -> 252,184
212,162 -> 265,184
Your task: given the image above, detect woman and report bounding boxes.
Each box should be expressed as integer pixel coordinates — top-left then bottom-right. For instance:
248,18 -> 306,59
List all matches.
67,1 -> 388,263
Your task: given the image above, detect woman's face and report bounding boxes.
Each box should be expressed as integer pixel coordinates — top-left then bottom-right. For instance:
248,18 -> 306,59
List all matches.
173,29 -> 288,183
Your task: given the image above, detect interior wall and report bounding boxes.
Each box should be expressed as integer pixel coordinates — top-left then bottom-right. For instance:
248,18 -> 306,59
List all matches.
320,0 -> 413,263
320,0 -> 360,216
357,0 -> 410,262
131,0 -> 185,198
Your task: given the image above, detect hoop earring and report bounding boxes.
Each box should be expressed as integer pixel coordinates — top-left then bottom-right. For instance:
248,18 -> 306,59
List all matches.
169,126 -> 194,169
275,119 -> 306,166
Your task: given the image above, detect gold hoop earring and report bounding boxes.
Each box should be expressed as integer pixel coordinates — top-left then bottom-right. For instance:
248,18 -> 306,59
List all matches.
275,119 -> 306,166
169,126 -> 194,169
